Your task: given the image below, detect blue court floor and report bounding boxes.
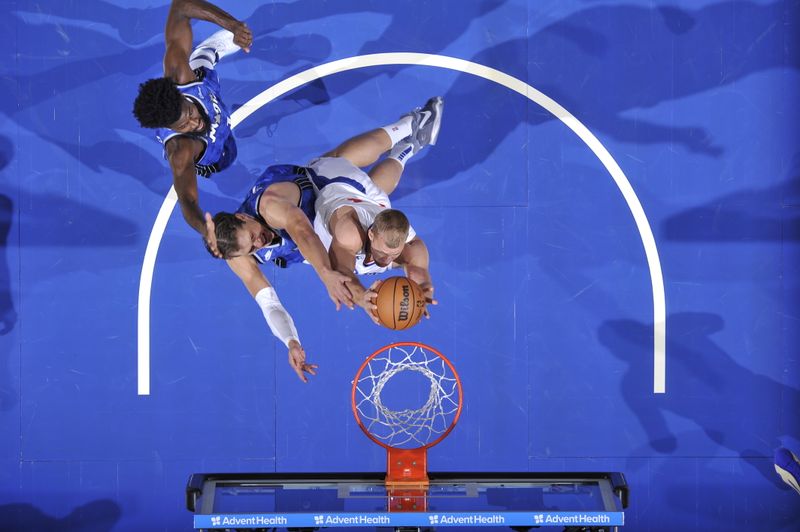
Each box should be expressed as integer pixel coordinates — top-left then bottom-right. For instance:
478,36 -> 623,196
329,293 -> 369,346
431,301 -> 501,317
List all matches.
1,0 -> 799,530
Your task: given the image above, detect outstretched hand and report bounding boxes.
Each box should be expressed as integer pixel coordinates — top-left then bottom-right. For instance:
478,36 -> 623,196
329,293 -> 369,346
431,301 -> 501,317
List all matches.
288,341 -> 317,383
321,269 -> 354,310
231,21 -> 253,52
421,283 -> 438,319
203,212 -> 222,258
360,280 -> 381,325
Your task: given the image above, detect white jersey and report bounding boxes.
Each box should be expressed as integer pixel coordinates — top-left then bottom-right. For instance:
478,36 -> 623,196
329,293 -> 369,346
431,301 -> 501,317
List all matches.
309,157 -> 415,275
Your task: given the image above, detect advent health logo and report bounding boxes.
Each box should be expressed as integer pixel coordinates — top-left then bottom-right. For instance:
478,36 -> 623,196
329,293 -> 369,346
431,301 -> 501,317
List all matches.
206,515 -> 289,527
533,513 -> 616,526
426,514 -> 505,525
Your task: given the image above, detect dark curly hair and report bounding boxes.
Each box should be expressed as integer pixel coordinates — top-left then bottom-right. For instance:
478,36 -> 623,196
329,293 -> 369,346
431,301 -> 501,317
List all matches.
211,212 -> 245,259
132,77 -> 183,128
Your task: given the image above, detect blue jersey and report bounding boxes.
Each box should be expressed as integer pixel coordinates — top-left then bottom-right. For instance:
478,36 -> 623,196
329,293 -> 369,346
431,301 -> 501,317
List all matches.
155,67 -> 236,177
237,165 -> 317,268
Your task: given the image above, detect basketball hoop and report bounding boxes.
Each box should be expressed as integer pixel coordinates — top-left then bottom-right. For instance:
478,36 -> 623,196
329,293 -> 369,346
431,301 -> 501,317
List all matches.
351,342 -> 463,510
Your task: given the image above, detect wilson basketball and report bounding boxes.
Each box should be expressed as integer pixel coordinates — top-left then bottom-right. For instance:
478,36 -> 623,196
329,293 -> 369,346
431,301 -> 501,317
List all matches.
374,276 -> 426,330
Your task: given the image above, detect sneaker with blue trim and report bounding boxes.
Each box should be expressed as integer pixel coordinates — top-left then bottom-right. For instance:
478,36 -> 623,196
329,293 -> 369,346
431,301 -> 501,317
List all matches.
774,447 -> 800,495
403,96 -> 444,154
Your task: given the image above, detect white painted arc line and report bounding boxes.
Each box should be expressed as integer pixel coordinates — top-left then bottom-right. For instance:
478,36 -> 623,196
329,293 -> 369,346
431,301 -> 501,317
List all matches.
137,186 -> 178,395
137,52 -> 666,395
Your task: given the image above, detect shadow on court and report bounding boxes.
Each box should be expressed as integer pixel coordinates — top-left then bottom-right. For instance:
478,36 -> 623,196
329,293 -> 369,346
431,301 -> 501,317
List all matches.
245,0 -> 507,56
0,0 -> 511,209
3,1 -> 795,207
0,499 -> 121,532
663,152 -> 800,242
598,312 -> 800,486
0,134 -> 16,410
391,0 -> 797,199
0,193 -> 15,412
232,80 -> 332,139
0,0 -> 507,206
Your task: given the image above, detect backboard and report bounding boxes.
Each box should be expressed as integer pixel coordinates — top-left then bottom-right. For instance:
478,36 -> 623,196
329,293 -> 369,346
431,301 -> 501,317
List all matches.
186,471 -> 628,530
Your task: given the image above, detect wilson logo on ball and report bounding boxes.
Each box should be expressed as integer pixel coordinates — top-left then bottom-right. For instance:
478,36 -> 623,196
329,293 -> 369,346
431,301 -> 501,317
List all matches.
398,285 -> 410,321
375,277 -> 426,330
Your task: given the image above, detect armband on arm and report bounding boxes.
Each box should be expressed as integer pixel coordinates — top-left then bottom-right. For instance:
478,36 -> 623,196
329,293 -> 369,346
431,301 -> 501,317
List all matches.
254,287 -> 299,347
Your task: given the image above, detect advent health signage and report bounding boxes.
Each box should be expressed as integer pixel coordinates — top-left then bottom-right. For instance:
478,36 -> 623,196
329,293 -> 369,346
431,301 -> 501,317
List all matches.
194,511 -> 625,528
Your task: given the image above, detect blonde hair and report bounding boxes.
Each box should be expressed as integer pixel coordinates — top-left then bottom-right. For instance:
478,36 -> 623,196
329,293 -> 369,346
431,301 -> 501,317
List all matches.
372,209 -> 409,248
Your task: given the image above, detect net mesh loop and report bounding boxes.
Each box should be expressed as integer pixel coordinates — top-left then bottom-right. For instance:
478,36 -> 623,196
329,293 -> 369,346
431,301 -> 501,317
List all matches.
353,344 -> 460,449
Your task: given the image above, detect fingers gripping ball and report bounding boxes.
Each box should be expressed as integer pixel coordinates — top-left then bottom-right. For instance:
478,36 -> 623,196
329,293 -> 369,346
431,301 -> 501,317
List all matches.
375,276 -> 426,330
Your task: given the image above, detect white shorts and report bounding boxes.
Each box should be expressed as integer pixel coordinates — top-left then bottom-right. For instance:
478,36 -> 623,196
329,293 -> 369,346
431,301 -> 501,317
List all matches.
309,156 -> 390,206
309,156 -> 393,233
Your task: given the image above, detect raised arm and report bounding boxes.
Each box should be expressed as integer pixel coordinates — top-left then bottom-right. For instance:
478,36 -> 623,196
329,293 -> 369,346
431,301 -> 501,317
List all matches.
163,0 -> 252,84
259,187 -> 353,310
227,255 -> 317,383
165,136 -> 207,235
396,236 -> 438,316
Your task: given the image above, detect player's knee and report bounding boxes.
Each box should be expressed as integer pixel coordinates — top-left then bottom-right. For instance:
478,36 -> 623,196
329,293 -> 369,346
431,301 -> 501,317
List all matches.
189,48 -> 217,71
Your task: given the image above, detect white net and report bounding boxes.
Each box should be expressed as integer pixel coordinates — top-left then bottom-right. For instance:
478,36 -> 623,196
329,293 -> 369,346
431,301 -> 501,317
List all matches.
353,344 -> 461,449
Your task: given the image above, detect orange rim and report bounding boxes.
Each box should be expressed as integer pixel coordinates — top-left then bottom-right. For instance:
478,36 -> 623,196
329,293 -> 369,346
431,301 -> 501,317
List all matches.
351,341 -> 463,450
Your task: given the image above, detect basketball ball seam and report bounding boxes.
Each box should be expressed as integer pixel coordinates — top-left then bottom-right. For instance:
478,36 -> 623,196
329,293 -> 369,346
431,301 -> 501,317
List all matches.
394,279 -> 405,331
406,281 -> 416,331
391,277 -> 397,330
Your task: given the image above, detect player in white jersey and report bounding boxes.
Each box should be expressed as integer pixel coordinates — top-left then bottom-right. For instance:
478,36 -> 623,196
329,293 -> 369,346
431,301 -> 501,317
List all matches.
311,96 -> 444,323
311,157 -> 417,275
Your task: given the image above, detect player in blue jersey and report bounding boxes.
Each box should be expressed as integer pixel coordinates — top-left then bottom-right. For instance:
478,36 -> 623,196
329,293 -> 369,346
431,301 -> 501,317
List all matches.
209,98 -> 443,381
209,164 -> 352,383
132,0 -> 252,255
